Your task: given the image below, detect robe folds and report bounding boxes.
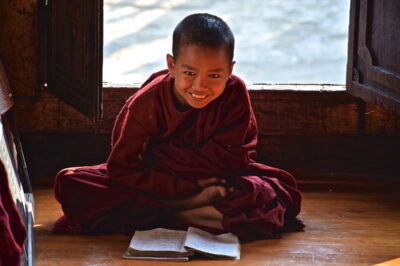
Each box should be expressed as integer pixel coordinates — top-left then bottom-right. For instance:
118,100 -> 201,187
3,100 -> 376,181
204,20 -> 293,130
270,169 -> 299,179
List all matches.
0,160 -> 26,266
54,70 -> 304,241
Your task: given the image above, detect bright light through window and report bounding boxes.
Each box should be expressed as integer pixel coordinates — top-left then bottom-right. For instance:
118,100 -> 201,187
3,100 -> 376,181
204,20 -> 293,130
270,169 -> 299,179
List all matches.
103,0 -> 350,84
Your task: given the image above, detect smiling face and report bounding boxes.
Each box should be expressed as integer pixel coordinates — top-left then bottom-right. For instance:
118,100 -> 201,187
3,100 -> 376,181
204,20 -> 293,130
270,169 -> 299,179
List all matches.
167,45 -> 235,109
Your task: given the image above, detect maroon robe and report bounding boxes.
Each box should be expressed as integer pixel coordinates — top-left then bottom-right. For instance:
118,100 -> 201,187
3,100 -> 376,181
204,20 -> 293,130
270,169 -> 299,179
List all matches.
54,70 -> 303,240
0,161 -> 26,266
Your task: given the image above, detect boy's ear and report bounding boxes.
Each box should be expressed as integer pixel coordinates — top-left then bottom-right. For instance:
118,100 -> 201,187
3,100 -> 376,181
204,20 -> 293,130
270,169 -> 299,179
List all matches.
166,54 -> 175,73
229,61 -> 236,76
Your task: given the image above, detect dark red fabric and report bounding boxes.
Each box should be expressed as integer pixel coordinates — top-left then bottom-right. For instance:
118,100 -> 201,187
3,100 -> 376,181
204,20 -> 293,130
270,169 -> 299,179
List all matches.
54,70 -> 303,240
0,160 -> 26,266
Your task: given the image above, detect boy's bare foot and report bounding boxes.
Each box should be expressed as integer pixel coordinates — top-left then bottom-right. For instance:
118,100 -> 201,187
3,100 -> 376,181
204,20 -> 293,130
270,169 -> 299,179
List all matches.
159,185 -> 228,211
173,205 -> 224,229
192,185 -> 227,206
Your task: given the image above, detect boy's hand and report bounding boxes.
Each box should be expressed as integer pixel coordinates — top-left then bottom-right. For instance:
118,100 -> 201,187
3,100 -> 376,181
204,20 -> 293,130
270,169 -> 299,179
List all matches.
197,177 -> 226,188
197,185 -> 228,205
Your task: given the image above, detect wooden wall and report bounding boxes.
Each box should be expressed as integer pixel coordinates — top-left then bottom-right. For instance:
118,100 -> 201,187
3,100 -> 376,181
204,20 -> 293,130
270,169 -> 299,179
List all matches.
250,86 -> 400,184
1,0 -> 399,186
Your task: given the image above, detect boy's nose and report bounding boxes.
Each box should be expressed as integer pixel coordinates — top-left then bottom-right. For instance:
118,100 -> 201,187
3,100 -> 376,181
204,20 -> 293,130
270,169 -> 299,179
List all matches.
192,76 -> 208,90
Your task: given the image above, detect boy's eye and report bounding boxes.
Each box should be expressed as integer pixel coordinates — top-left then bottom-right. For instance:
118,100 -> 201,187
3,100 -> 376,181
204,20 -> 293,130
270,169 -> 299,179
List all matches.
183,71 -> 196,76
209,74 -> 221,79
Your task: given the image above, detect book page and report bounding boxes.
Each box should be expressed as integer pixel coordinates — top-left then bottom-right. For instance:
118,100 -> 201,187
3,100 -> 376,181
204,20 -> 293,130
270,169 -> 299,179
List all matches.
129,228 -> 188,253
184,227 -> 240,259
122,253 -> 189,262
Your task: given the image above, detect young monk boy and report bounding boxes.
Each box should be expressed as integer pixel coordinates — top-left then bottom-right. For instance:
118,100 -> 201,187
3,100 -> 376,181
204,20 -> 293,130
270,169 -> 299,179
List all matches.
54,13 -> 303,240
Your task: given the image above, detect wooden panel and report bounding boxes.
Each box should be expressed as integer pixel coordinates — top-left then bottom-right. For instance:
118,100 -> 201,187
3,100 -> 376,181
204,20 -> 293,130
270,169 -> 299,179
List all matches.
256,135 -> 400,181
250,88 -> 360,135
346,0 -> 400,115
20,133 -> 110,185
20,133 -> 400,186
47,0 -> 103,120
12,86 -> 134,133
364,103 -> 400,135
0,0 -> 38,97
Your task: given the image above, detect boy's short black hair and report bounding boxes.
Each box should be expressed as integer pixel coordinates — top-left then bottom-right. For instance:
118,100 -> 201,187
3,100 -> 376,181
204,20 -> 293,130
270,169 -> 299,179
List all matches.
172,13 -> 235,62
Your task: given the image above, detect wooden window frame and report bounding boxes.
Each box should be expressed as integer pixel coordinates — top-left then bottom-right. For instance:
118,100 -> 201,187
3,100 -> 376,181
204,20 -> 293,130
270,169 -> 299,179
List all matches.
346,0 -> 400,115
39,0 -> 400,119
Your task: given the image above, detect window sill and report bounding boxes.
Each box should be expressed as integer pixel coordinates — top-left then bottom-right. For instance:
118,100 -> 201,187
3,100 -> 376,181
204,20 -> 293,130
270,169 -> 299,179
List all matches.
247,84 -> 345,91
103,82 -> 346,92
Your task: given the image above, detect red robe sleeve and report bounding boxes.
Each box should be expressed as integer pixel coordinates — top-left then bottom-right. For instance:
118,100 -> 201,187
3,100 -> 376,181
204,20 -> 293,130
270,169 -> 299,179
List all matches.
106,91 -> 199,199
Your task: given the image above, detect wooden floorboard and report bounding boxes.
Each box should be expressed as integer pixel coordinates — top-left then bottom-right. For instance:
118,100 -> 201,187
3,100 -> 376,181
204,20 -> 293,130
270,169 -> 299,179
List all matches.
33,187 -> 400,266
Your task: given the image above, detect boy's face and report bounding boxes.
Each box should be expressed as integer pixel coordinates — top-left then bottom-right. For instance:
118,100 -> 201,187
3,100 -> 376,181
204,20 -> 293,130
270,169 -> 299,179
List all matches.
167,45 -> 234,109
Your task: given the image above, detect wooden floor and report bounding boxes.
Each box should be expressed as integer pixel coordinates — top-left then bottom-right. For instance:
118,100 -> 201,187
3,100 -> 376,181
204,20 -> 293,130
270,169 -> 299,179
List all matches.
33,187 -> 400,266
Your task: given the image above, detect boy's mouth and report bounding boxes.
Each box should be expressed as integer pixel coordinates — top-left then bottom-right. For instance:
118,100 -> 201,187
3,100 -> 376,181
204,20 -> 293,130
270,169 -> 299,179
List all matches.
188,92 -> 207,99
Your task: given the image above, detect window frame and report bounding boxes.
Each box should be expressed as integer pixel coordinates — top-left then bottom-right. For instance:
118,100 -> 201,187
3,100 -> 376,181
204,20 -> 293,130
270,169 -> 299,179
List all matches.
40,0 -> 400,118
346,0 -> 400,115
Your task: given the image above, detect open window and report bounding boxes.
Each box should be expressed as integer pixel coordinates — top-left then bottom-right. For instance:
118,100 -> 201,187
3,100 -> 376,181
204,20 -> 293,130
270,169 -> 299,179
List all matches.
346,0 -> 400,115
40,0 -> 400,118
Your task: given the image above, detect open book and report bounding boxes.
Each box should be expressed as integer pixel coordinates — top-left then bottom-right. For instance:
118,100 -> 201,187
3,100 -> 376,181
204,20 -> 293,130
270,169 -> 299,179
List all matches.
122,227 -> 240,261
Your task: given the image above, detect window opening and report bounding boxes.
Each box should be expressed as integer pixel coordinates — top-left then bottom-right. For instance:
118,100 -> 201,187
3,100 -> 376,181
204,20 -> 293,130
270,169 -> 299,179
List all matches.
103,0 -> 350,85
